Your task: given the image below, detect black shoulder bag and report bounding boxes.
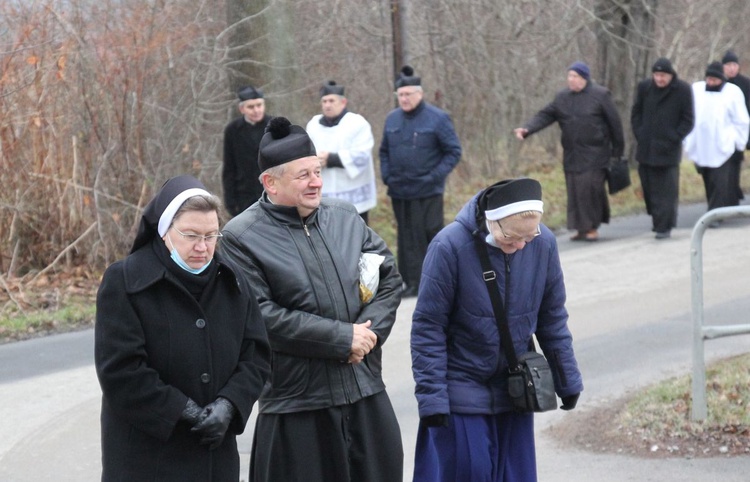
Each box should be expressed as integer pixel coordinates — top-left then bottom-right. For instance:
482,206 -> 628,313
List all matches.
474,236 -> 557,413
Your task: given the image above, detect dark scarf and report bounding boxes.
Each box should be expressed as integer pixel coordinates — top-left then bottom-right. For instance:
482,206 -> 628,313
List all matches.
319,108 -> 348,127
706,81 -> 725,92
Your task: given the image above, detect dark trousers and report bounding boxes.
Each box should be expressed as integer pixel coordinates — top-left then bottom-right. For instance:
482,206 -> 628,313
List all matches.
729,150 -> 745,202
700,158 -> 737,211
392,195 -> 444,289
638,164 -> 680,233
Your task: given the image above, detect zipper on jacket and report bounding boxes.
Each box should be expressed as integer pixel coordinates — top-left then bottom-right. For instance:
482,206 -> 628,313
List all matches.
303,223 -> 310,237
504,253 -> 511,305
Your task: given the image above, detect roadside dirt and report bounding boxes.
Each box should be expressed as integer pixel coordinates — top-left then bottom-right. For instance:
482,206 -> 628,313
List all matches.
547,395 -> 750,459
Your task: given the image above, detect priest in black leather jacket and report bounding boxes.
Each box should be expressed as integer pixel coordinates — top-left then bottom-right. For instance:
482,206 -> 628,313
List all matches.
221,117 -> 404,482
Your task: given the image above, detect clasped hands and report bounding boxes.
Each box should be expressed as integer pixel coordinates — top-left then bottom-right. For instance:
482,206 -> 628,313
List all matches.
349,320 -> 377,364
180,397 -> 235,450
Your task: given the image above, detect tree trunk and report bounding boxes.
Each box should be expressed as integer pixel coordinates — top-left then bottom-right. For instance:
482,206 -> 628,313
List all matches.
594,0 -> 659,158
225,0 -> 269,93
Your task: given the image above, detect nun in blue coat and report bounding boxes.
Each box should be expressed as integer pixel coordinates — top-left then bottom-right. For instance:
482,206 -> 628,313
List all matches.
410,178 -> 583,482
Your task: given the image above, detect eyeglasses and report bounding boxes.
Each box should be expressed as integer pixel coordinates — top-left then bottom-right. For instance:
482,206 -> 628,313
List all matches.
172,226 -> 223,245
497,222 -> 541,244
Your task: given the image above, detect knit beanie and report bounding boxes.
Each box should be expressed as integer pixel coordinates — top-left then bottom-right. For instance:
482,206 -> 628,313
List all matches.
705,61 -> 727,81
652,57 -> 675,75
568,61 -> 590,81
722,50 -> 739,64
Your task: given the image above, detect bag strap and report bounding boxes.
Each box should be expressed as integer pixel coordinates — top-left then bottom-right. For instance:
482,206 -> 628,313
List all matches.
473,235 -> 520,370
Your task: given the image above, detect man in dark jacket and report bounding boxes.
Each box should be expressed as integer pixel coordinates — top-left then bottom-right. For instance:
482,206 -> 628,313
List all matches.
379,65 -> 462,297
515,61 -> 625,242
631,57 -> 695,239
222,85 -> 270,216
221,117 -> 404,482
723,50 -> 750,202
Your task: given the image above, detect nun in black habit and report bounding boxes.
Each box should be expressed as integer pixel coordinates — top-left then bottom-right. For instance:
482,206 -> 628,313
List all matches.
94,175 -> 270,481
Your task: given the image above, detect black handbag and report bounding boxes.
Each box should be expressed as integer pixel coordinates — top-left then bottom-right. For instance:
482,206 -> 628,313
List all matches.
474,236 -> 557,413
607,157 -> 631,195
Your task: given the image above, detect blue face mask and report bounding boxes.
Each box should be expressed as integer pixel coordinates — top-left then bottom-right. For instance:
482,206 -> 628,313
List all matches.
167,234 -> 212,275
485,220 -> 499,247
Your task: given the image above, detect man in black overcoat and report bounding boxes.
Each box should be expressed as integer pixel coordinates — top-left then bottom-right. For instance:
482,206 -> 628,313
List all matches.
631,57 -> 695,239
222,85 -> 270,216
723,50 -> 750,202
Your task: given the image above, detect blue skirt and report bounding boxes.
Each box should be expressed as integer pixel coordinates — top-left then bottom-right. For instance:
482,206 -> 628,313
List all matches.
413,412 -> 537,482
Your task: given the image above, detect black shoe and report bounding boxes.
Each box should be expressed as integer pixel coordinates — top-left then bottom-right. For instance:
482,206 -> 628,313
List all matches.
655,231 -> 671,239
402,286 -> 419,298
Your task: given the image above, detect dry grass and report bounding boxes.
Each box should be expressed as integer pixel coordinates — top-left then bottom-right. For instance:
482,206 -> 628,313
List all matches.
550,353 -> 750,458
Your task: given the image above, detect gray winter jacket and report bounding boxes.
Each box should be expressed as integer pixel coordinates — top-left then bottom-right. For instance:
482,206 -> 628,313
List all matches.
220,196 -> 402,414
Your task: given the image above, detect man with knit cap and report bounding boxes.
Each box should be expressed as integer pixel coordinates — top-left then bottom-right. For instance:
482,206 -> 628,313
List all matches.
684,62 -> 750,214
222,85 -> 270,216
221,117 -> 404,482
515,61 -> 625,242
379,65 -> 462,297
411,177 -> 582,481
631,57 -> 695,239
306,80 -> 377,224
723,50 -> 750,202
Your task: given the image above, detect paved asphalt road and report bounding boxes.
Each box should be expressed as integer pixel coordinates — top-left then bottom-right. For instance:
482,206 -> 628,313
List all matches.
1,202 -> 749,481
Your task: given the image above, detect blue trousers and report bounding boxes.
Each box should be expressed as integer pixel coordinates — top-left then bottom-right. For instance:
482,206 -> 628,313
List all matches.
413,412 -> 537,482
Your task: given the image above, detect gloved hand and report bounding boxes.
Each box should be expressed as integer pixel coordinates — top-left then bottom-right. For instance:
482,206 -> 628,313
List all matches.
560,393 -> 580,411
191,397 -> 235,449
421,414 -> 449,428
180,398 -> 204,425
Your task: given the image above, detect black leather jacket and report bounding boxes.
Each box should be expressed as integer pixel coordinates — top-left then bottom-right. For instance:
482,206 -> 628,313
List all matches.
220,196 -> 402,414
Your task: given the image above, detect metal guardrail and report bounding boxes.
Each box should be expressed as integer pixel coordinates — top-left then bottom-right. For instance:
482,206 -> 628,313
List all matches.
690,205 -> 750,421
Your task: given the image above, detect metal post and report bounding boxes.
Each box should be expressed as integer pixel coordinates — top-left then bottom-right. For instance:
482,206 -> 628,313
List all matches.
690,215 -> 707,421
690,206 -> 750,421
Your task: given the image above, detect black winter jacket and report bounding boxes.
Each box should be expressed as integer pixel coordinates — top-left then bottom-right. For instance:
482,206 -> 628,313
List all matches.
524,82 -> 625,172
220,196 -> 403,414
631,76 -> 694,166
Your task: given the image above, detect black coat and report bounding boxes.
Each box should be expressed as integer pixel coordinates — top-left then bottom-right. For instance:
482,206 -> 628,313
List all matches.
222,115 -> 269,216
95,241 -> 270,481
728,73 -> 750,149
524,82 -> 625,172
631,76 -> 695,166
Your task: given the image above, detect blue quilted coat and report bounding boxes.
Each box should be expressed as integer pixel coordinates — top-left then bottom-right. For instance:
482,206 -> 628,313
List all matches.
411,193 -> 583,417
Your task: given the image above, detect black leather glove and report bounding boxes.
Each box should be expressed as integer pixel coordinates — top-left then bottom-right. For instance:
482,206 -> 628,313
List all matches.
560,393 -> 580,411
191,397 -> 235,449
180,398 -> 203,425
421,414 -> 449,428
